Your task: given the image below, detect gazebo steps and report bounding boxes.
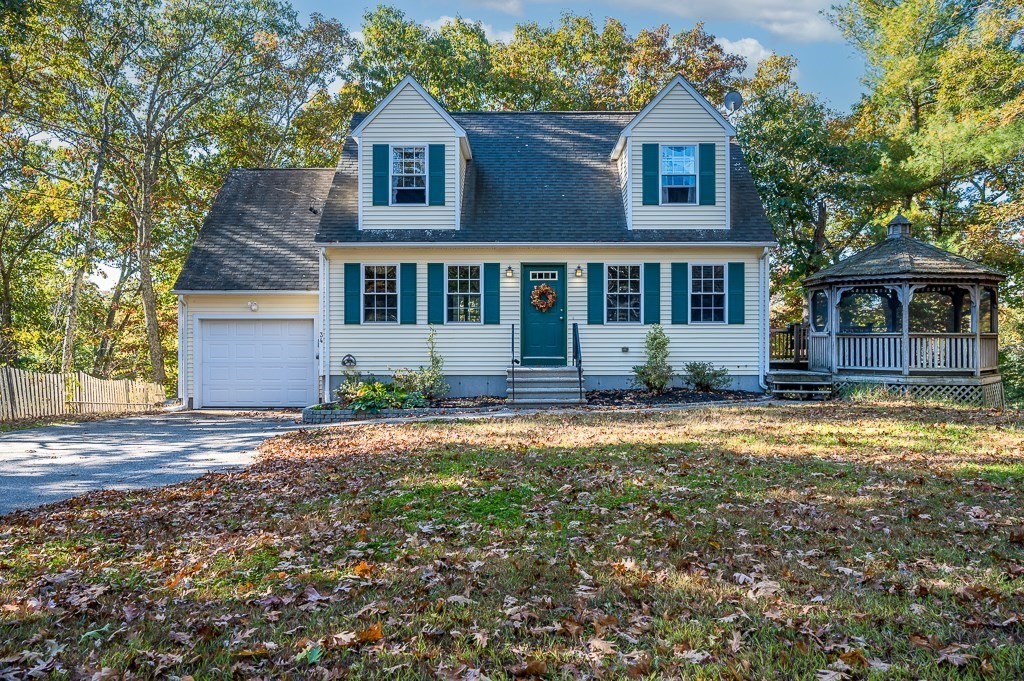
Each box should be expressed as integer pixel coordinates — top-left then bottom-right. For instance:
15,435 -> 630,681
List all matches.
767,370 -> 834,401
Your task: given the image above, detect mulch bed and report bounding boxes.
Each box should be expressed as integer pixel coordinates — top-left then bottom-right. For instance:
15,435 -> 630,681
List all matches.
315,389 -> 761,414
584,387 -> 762,407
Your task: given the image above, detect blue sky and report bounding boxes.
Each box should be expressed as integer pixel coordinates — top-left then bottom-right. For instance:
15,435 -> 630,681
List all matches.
292,0 -> 867,111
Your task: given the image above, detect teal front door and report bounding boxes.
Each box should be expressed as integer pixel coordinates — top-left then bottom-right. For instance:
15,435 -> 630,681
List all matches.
521,264 -> 567,366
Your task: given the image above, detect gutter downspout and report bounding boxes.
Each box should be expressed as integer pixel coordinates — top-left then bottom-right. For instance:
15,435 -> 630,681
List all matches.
758,247 -> 771,391
319,248 -> 332,401
177,295 -> 189,408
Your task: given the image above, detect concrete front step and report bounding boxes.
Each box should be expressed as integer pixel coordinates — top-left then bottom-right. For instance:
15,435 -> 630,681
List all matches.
507,397 -> 588,408
507,367 -> 580,376
508,378 -> 581,389
507,365 -> 586,406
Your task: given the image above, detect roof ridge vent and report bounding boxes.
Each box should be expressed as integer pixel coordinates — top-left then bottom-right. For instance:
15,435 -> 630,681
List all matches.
887,214 -> 911,239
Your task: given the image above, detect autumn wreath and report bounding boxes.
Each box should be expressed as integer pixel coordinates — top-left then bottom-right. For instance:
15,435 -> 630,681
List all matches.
530,283 -> 557,312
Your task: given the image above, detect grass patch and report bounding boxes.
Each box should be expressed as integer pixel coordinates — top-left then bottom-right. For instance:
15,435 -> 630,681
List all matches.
2,402 -> 1024,678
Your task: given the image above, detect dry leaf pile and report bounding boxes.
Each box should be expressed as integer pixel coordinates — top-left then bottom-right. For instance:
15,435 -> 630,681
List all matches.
1,402 -> 1023,678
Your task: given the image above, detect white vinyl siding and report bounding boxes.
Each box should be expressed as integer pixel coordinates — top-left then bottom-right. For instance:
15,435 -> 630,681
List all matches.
180,293 -> 319,401
326,246 -> 760,378
629,83 -> 728,229
358,83 -> 458,229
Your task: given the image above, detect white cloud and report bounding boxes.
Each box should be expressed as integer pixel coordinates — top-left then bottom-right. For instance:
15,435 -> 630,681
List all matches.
603,0 -> 837,42
469,0 -> 524,16
423,16 -> 516,44
716,37 -> 772,75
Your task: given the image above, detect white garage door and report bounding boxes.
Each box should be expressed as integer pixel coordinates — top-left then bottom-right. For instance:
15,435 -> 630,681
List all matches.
200,319 -> 316,407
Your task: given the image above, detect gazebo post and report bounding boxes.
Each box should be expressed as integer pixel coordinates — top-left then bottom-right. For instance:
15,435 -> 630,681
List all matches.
829,285 -> 839,374
971,285 -> 981,377
900,283 -> 910,376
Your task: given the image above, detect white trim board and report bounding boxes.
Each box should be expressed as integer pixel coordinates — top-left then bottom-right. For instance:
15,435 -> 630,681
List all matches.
174,290 -> 317,296
317,241 -> 777,249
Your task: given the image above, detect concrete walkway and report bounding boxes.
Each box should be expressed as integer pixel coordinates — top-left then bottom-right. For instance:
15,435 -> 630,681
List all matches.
0,411 -> 303,515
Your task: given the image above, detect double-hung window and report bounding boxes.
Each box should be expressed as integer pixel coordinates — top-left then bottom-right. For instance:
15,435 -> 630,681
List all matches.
606,265 -> 642,323
661,145 -> 697,204
690,265 -> 725,323
363,265 -> 398,323
391,146 -> 426,205
446,265 -> 481,323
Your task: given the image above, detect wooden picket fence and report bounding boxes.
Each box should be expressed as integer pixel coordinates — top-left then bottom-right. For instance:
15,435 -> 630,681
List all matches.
0,367 -> 165,422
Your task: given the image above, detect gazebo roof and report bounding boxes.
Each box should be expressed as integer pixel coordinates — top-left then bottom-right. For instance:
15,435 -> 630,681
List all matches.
804,217 -> 1005,287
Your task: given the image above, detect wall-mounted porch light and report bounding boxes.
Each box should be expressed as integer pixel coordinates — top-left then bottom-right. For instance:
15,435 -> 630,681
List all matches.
505,265 -> 514,278
575,264 -> 584,278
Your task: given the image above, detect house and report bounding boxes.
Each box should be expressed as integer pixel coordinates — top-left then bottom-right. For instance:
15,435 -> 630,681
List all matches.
172,75 -> 776,408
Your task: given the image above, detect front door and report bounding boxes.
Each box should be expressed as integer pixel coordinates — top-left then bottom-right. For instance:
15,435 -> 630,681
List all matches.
521,264 -> 567,366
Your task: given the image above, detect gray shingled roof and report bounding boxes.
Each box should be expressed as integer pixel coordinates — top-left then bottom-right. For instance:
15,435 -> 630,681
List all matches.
803,235 -> 1005,287
315,111 -> 775,244
173,169 -> 335,291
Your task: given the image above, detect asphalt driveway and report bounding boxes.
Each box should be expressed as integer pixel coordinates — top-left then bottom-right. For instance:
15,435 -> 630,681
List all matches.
0,411 -> 303,516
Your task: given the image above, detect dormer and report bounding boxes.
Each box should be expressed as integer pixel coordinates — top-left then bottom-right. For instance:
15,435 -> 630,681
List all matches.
350,76 -> 471,230
611,76 -> 734,231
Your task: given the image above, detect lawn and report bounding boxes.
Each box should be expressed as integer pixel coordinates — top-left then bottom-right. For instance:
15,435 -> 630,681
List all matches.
2,402 -> 1023,679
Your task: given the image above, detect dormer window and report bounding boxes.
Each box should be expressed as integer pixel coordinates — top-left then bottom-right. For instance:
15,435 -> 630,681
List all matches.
391,146 -> 426,205
661,145 -> 697,205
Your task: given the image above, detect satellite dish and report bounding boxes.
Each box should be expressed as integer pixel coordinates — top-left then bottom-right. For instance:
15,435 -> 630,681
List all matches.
723,90 -> 743,113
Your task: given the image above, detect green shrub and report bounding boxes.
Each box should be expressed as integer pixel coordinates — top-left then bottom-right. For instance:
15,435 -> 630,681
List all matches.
681,361 -> 731,392
393,326 -> 450,401
632,324 -> 674,393
1001,343 -> 1024,407
346,380 -> 427,414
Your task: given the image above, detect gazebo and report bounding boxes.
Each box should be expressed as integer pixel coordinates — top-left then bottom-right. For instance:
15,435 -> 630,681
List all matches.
770,215 -> 1005,406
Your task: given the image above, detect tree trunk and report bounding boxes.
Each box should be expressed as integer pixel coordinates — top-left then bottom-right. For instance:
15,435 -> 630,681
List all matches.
60,263 -> 86,372
92,260 -> 131,377
0,269 -> 16,365
136,242 -> 165,385
62,117 -> 111,374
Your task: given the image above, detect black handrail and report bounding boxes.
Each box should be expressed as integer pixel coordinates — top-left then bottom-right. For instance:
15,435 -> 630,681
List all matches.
572,322 -> 583,401
510,323 -> 519,401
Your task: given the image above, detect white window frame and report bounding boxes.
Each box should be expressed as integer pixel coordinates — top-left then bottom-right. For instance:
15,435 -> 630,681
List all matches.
604,263 -> 644,325
689,263 -> 727,324
659,144 -> 698,206
361,263 -> 401,324
445,263 -> 484,325
389,144 -> 428,207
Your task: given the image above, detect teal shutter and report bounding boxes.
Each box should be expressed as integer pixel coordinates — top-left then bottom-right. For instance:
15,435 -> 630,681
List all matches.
428,144 -> 445,206
372,144 -> 389,206
587,263 -> 604,325
344,263 -> 362,324
483,263 -> 500,325
671,262 -> 689,324
427,263 -> 444,325
643,263 -> 660,324
698,143 -> 716,206
642,144 -> 659,205
400,263 -> 417,325
728,262 -> 745,324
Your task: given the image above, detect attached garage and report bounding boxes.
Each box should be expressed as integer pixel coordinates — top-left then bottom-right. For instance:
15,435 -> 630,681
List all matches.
198,318 -> 317,407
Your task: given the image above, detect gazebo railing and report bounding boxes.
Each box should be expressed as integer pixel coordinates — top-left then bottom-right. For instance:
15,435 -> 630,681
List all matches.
981,333 -> 999,371
836,333 -> 903,371
769,323 -> 808,362
808,333 -> 830,371
831,332 -> 999,373
909,333 -> 975,372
